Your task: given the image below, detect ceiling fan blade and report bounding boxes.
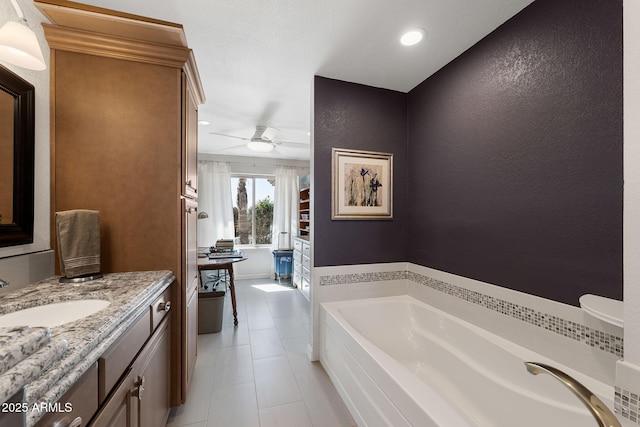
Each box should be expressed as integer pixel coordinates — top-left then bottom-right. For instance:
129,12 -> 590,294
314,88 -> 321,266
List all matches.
209,131 -> 250,141
258,101 -> 282,125
273,140 -> 309,147
220,143 -> 249,151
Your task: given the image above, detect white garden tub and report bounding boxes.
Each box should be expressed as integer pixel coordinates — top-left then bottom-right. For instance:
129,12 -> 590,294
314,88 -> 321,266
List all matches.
320,295 -> 615,427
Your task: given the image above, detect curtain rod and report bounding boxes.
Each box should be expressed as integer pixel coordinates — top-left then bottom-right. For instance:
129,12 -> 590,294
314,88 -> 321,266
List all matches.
198,159 -> 308,169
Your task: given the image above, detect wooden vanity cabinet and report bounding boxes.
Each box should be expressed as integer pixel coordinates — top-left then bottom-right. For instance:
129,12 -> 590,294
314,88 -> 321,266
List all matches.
36,0 -> 205,407
35,283 -> 173,427
92,318 -> 170,427
92,287 -> 172,427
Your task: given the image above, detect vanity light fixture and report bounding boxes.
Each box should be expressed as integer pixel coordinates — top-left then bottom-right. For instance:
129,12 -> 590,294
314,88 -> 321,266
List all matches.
0,0 -> 46,70
400,28 -> 426,46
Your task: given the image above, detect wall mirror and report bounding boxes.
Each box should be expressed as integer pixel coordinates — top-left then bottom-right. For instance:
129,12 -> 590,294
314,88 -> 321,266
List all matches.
0,64 -> 34,247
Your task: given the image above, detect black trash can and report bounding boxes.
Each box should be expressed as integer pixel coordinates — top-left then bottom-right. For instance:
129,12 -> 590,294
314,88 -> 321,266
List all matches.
198,290 -> 225,334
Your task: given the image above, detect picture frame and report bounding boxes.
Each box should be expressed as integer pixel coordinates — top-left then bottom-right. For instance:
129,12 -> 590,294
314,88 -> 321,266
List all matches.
332,148 -> 393,220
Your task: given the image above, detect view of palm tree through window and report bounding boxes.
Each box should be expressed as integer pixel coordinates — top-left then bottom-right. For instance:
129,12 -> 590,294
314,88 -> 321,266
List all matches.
231,176 -> 275,245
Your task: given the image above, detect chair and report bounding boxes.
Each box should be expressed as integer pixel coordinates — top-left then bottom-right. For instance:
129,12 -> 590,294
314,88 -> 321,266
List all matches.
200,269 -> 230,292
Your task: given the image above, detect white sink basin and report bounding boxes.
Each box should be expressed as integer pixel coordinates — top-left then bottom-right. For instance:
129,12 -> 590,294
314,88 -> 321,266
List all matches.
0,300 -> 111,328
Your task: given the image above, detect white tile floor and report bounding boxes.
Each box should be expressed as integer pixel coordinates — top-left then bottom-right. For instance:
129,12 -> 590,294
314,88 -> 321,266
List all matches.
166,278 -> 356,427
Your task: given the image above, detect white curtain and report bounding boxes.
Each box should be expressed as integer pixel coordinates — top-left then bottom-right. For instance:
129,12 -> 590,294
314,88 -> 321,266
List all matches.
272,166 -> 299,249
197,161 -> 234,247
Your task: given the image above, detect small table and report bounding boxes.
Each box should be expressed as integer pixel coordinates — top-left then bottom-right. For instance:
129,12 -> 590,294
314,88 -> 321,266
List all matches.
197,253 -> 247,326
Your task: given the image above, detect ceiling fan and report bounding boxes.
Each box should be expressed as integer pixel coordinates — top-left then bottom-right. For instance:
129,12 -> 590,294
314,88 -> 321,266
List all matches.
210,125 -> 307,153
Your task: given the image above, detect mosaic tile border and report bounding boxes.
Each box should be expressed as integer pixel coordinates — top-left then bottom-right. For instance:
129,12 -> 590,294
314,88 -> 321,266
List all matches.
318,269 -> 624,358
319,270 -> 407,286
616,386 -> 640,424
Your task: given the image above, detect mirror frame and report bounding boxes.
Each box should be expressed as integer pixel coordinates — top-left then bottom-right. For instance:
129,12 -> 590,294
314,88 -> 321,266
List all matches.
0,65 -> 35,247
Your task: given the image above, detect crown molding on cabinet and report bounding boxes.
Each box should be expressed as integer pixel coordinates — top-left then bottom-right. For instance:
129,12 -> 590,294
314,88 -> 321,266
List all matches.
42,24 -> 192,69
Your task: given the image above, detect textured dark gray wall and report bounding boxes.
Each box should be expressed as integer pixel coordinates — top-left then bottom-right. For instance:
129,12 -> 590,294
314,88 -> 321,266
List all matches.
406,0 -> 622,305
313,77 -> 408,267
313,0 -> 622,305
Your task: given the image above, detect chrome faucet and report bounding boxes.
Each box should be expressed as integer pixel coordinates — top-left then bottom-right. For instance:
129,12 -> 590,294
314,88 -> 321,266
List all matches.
0,278 -> 8,288
524,362 -> 621,427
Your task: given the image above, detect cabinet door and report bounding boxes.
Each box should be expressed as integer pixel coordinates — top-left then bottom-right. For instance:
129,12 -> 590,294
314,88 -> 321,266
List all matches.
301,274 -> 310,301
183,197 -> 198,393
136,319 -> 171,427
183,73 -> 198,199
183,198 -> 198,298
185,286 -> 198,389
90,368 -> 136,427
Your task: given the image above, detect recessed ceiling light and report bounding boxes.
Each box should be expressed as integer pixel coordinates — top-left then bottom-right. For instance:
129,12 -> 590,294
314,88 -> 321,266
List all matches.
198,120 -> 210,125
400,29 -> 426,46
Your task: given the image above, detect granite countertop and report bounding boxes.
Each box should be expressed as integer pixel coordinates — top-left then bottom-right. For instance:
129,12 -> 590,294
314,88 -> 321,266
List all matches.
0,326 -> 68,414
0,270 -> 175,426
0,326 -> 55,376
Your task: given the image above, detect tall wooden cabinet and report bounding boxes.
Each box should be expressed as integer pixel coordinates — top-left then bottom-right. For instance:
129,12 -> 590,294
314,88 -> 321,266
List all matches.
36,0 -> 205,407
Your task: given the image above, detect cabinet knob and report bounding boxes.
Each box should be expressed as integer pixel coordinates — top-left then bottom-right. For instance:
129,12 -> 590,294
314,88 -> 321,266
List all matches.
132,376 -> 145,401
158,301 -> 171,312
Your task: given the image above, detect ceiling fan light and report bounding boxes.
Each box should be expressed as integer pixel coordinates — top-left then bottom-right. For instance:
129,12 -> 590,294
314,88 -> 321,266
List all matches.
247,140 -> 274,152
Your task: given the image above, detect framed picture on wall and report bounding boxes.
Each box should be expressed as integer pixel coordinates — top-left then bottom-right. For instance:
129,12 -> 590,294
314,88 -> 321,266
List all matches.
332,148 -> 393,220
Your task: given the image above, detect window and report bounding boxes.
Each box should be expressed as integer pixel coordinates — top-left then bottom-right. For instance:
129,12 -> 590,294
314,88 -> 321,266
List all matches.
231,175 -> 275,245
